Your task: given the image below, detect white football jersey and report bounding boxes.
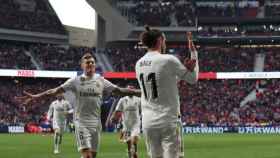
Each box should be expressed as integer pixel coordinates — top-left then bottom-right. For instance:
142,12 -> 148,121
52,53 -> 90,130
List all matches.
135,51 -> 198,129
115,96 -> 141,130
47,99 -> 72,124
60,74 -> 117,127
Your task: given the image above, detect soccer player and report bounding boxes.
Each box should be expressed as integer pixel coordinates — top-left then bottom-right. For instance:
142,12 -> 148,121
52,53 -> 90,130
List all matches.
135,26 -> 199,158
110,86 -> 141,158
47,93 -> 73,154
16,53 -> 141,158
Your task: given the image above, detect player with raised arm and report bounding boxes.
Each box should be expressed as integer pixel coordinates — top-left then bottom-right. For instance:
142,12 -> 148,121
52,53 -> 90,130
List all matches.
110,85 -> 141,158
16,53 -> 141,158
47,93 -> 73,154
135,26 -> 199,158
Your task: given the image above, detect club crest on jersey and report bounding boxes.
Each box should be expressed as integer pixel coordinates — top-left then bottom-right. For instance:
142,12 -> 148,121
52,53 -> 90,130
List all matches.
80,77 -> 86,85
95,82 -> 100,88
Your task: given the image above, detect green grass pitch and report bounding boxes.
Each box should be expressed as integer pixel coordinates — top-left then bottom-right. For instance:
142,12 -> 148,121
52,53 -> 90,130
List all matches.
0,133 -> 280,158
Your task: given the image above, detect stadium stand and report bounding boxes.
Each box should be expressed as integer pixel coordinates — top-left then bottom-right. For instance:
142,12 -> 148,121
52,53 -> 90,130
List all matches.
0,42 -> 35,69
103,47 -> 258,72
113,0 -> 195,26
0,41 -> 101,71
0,0 -> 66,34
30,45 -> 93,71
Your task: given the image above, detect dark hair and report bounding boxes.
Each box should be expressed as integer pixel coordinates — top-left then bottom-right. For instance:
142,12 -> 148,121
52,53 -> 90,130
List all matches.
140,25 -> 164,49
80,53 -> 96,63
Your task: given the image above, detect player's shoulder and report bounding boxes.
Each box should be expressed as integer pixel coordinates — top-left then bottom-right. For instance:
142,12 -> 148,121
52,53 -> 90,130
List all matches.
92,73 -> 106,82
133,96 -> 141,103
63,99 -> 70,104
66,76 -> 80,84
133,96 -> 141,100
162,54 -> 179,61
135,55 -> 146,67
120,96 -> 127,101
51,100 -> 58,105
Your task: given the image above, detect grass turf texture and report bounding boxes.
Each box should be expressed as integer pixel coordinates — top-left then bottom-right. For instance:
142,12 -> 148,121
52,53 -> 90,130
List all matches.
0,133 -> 279,158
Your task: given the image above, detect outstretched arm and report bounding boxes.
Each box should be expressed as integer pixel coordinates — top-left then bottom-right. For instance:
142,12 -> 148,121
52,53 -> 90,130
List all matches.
16,87 -> 65,105
183,32 -> 199,84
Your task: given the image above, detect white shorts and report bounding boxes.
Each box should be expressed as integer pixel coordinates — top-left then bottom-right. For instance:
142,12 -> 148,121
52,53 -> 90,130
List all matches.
75,125 -> 101,152
122,124 -> 140,142
52,120 -> 66,133
144,126 -> 180,158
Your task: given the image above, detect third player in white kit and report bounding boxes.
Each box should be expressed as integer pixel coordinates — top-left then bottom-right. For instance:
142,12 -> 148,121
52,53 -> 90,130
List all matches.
111,89 -> 141,158
136,26 -> 199,158
47,93 -> 73,154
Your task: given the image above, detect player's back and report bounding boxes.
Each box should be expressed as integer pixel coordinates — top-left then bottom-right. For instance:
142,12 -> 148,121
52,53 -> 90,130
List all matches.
135,51 -> 181,129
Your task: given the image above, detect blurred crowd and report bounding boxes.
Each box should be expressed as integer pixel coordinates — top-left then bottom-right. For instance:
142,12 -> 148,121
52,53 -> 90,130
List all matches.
115,0 -> 195,26
0,42 -> 99,71
104,47 -> 261,72
30,45 -> 94,71
2,42 -> 280,73
0,78 -> 64,126
180,79 -> 280,126
0,42 -> 35,69
1,77 -> 280,127
101,48 -> 146,72
0,0 -> 66,34
112,0 -> 280,27
264,47 -> 280,71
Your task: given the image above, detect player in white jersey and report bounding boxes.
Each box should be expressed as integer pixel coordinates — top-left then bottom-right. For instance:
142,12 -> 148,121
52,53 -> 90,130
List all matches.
177,114 -> 184,158
135,26 -> 199,158
47,93 -> 73,154
17,53 -> 141,158
110,86 -> 141,158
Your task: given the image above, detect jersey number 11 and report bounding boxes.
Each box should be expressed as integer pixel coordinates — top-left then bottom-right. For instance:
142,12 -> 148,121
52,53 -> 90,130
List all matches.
140,73 -> 158,99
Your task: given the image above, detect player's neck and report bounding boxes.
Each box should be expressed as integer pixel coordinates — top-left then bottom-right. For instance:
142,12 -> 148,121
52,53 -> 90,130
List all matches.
84,72 -> 94,79
148,48 -> 161,53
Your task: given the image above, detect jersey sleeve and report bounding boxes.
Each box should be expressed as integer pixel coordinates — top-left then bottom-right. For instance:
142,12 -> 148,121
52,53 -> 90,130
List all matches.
47,103 -> 54,120
65,101 -> 73,113
60,77 -> 76,92
115,98 -> 124,112
135,97 -> 141,107
169,55 -> 198,84
103,77 -> 117,93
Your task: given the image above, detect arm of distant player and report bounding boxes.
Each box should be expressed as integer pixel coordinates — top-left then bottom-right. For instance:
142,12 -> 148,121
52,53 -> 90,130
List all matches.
65,101 -> 74,115
109,98 -> 124,124
47,103 -> 54,120
110,111 -> 122,124
184,32 -> 199,84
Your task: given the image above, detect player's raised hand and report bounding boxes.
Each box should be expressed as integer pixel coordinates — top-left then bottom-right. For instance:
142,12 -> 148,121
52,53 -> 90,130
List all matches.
187,32 -> 193,41
187,32 -> 197,52
15,91 -> 39,105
